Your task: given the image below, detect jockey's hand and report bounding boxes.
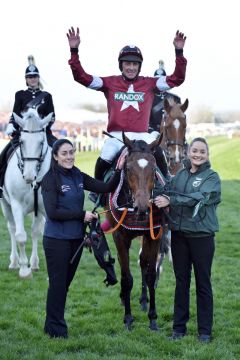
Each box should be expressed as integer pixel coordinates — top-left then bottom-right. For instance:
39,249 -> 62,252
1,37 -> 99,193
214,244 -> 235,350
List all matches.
84,211 -> 98,223
67,27 -> 80,48
173,30 -> 186,49
154,195 -> 170,208
5,123 -> 16,136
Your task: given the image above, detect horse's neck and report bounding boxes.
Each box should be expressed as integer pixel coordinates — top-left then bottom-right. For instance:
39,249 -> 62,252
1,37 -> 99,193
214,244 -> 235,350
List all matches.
37,143 -> 52,181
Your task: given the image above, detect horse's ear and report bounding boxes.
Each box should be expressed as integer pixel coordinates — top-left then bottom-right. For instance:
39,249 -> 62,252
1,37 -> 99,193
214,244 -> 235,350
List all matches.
149,133 -> 163,151
41,112 -> 54,128
181,99 -> 189,113
13,113 -> 24,128
122,131 -> 133,149
164,98 -> 171,113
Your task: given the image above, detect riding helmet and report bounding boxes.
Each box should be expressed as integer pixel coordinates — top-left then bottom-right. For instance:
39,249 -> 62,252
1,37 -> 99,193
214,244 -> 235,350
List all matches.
25,64 -> 40,77
118,45 -> 143,71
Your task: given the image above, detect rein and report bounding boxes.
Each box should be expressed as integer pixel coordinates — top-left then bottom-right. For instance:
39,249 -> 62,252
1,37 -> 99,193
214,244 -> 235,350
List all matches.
149,203 -> 163,240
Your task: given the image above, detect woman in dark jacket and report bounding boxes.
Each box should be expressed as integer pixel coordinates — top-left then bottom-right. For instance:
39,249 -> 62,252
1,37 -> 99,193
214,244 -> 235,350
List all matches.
154,137 -> 221,343
42,138 -> 124,339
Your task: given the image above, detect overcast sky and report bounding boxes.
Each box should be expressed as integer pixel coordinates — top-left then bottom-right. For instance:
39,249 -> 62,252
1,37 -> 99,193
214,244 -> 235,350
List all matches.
0,0 -> 239,117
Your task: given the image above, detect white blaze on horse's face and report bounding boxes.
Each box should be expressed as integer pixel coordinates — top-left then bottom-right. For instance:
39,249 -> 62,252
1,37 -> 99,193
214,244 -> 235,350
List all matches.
173,119 -> 180,163
173,119 -> 180,130
137,159 -> 148,168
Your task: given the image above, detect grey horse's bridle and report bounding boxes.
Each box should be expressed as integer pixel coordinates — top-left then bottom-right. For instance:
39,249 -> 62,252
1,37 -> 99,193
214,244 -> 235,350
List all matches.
17,128 -> 49,176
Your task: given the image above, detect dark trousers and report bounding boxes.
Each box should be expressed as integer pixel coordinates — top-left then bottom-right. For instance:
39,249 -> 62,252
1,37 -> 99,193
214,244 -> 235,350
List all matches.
43,236 -> 84,338
171,231 -> 215,335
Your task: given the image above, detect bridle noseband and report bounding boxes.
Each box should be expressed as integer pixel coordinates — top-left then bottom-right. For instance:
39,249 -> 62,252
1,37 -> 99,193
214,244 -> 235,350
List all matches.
17,128 -> 49,176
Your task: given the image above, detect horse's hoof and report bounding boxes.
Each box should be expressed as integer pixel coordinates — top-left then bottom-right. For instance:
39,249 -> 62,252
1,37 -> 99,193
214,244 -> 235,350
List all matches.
9,263 -> 20,270
149,320 -> 159,331
124,315 -> 134,331
19,267 -> 32,279
125,322 -> 133,331
31,266 -> 39,272
140,301 -> 148,312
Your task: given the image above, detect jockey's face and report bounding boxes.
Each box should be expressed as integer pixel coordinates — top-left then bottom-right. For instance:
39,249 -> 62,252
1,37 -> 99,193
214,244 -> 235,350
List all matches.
188,141 -> 209,172
122,61 -> 140,79
26,75 -> 39,89
53,143 -> 75,169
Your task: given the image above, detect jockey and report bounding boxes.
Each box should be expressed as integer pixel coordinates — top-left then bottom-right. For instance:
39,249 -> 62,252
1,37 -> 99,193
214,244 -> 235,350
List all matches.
67,28 -> 187,188
149,60 -> 181,133
149,60 -> 188,154
0,57 -> 57,198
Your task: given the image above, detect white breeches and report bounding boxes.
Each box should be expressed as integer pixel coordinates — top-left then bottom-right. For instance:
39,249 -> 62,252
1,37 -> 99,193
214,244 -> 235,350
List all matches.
100,131 -> 160,162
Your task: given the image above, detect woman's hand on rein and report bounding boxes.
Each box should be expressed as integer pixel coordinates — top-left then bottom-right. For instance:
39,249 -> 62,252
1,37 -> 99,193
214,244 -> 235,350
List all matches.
154,195 -> 170,208
84,211 -> 97,223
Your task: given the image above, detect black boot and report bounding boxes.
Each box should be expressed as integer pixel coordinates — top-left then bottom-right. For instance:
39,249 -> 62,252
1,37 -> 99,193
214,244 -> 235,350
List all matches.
94,157 -> 112,180
154,147 -> 169,177
89,158 -> 112,205
0,141 -> 14,198
46,128 -> 57,147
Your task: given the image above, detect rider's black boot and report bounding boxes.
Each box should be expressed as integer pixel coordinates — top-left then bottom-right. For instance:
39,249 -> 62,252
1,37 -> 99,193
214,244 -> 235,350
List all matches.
46,128 -> 57,147
89,157 -> 112,205
0,142 -> 13,198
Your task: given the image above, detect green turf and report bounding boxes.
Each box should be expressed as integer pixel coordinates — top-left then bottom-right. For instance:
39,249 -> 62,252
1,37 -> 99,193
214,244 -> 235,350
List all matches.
0,136 -> 239,359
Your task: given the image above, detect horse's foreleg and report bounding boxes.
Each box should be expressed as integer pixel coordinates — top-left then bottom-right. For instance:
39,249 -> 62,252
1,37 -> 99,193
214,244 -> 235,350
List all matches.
139,244 -> 149,311
8,221 -> 19,269
114,234 -> 134,330
139,267 -> 148,312
11,202 -> 31,278
30,214 -> 44,271
1,200 -> 19,269
142,236 -> 160,331
121,274 -> 133,330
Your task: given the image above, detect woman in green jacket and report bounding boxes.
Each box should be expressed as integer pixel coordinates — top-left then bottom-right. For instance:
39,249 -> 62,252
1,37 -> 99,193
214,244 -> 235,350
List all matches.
154,137 -> 221,343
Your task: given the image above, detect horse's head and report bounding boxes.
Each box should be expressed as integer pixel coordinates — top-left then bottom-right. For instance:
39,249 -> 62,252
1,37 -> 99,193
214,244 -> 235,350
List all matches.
13,108 -> 53,183
123,133 -> 160,214
161,98 -> 188,174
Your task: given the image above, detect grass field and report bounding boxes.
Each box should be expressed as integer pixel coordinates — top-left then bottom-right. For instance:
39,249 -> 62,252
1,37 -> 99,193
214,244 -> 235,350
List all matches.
0,136 -> 239,360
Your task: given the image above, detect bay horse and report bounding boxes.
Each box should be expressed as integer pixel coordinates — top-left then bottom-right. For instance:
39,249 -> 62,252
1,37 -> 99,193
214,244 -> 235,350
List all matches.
160,97 -> 189,175
105,133 -> 166,330
0,108 -> 52,278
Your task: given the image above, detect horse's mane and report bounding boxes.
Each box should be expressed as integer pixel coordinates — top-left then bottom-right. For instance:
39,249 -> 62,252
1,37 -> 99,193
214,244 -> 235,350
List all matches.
21,108 -> 42,131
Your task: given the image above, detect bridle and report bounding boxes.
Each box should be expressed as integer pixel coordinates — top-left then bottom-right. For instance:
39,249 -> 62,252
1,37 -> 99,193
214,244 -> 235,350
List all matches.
17,128 -> 49,176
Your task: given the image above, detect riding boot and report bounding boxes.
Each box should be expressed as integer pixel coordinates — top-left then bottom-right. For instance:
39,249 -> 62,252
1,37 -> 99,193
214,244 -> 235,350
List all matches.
89,157 -> 112,205
0,142 -> 14,198
154,147 -> 169,177
46,128 -> 57,147
94,157 -> 112,180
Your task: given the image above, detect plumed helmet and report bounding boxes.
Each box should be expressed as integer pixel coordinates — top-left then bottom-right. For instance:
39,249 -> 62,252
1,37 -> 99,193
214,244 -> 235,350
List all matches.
25,55 -> 40,77
25,64 -> 40,77
118,45 -> 143,72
